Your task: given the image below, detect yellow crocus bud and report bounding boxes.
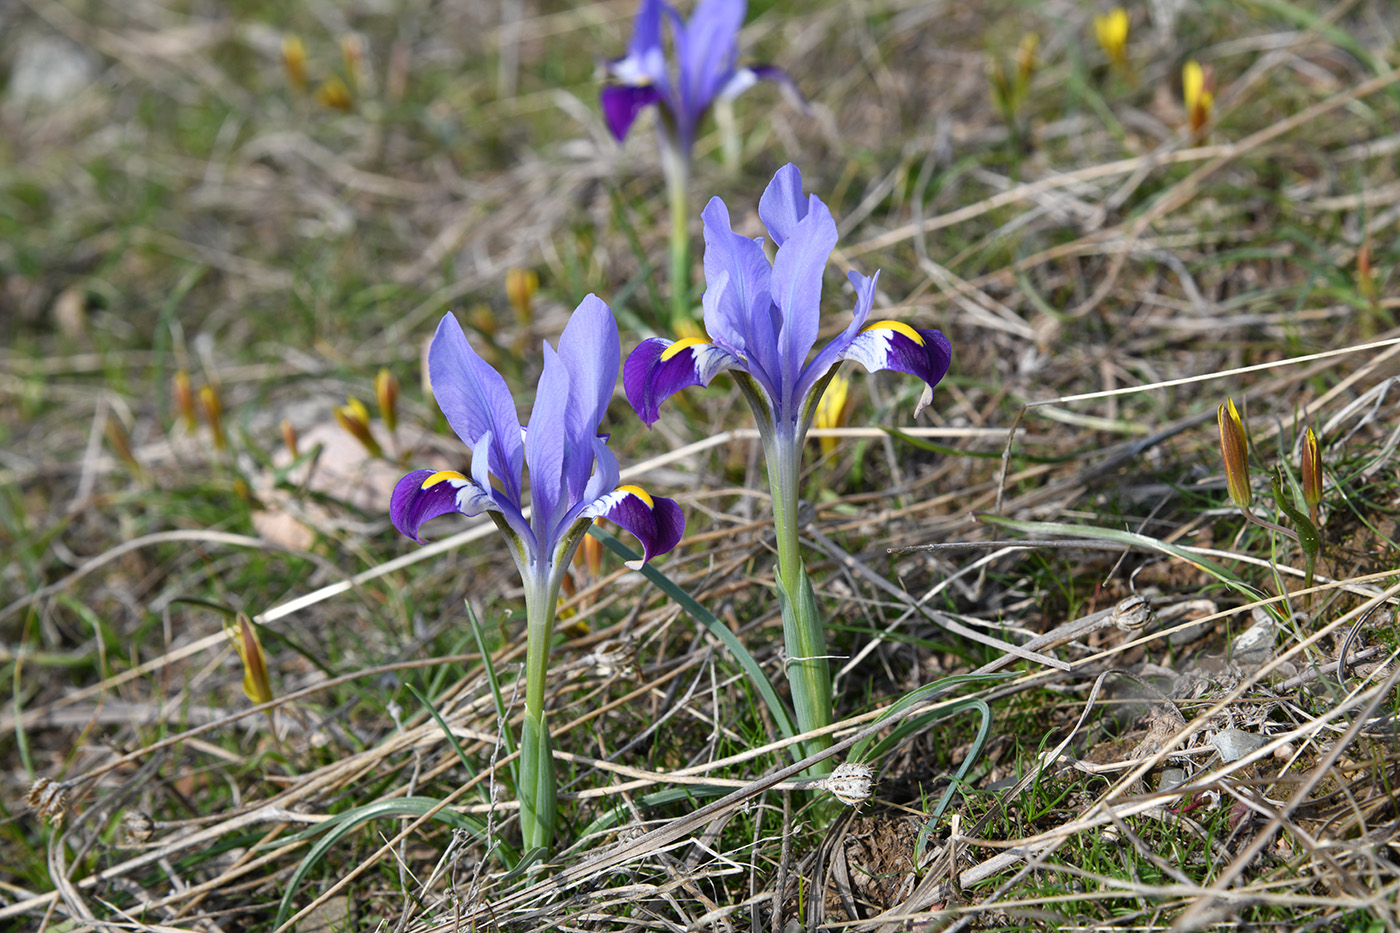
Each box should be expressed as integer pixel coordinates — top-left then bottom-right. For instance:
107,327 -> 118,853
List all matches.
105,415 -> 142,478
1094,8 -> 1129,72
1301,427 -> 1322,510
173,369 -> 197,432
505,268 -> 539,326
815,373 -> 852,455
1183,60 -> 1214,137
1218,398 -> 1251,510
375,369 -> 399,434
198,384 -> 227,451
228,613 -> 273,706
282,35 -> 308,93
315,76 -> 353,110
335,397 -> 383,458
575,528 -> 604,580
280,418 -> 299,459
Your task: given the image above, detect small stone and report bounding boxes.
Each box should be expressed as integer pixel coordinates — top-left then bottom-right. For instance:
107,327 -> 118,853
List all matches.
1210,728 -> 1269,763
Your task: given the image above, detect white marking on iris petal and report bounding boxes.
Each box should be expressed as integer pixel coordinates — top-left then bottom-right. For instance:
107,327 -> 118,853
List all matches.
718,68 -> 758,101
840,330 -> 896,373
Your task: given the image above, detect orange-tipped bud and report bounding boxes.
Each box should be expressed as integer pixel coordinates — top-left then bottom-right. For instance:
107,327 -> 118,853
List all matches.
1357,242 -> 1377,302
815,373 -> 852,455
282,35 -> 308,92
198,384 -> 227,451
277,420 -> 297,460
228,613 -> 273,706
1301,427 -> 1322,509
1094,9 -> 1129,72
375,369 -> 399,434
315,76 -> 353,110
505,268 -> 539,326
173,370 -> 197,432
1183,60 -> 1214,137
1218,398 -> 1251,510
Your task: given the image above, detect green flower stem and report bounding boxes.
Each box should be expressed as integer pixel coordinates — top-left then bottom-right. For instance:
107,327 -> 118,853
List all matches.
660,137 -> 692,331
518,570 -> 560,854
766,434 -> 834,774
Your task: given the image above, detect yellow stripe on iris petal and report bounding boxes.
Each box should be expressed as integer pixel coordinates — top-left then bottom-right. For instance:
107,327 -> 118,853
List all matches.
660,337 -> 711,362
422,470 -> 468,488
860,320 -> 925,345
616,484 -> 654,508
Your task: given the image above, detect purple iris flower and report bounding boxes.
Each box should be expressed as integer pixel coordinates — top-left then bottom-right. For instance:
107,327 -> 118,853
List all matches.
600,0 -> 790,154
623,163 -> 952,444
392,296 -> 684,587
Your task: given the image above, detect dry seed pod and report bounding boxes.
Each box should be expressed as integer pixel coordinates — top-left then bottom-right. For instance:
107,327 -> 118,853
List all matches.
1111,594 -> 1153,631
123,810 -> 155,844
28,777 -> 70,825
822,761 -> 875,807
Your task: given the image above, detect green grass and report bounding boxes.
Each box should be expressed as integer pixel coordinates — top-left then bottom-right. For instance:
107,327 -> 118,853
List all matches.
3,0 -> 1400,929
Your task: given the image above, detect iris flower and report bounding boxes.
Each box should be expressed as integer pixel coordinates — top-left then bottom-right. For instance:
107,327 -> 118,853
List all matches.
391,296 -> 684,852
623,163 -> 951,763
600,0 -> 785,155
601,0 -> 794,328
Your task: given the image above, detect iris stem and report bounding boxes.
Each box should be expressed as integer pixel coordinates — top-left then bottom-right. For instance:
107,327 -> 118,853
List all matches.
766,434 -> 834,775
660,137 -> 692,331
519,570 -> 560,853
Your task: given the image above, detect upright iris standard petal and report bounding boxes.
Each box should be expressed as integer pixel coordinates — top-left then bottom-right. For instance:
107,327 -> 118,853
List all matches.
676,0 -> 744,127
429,315 -> 524,504
769,195 -> 837,404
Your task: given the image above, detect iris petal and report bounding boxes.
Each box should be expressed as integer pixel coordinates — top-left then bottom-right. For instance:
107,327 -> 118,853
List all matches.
390,469 -> 497,543
839,321 -> 952,415
600,84 -> 666,141
428,314 -> 523,503
585,485 -> 686,569
624,336 -> 745,425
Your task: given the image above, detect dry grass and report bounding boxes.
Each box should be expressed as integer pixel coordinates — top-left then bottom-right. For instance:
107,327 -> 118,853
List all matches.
3,0 -> 1400,930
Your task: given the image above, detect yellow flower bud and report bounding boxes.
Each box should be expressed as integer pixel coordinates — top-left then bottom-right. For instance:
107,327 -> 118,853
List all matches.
1094,8 -> 1129,71
1301,427 -> 1322,510
335,396 -> 383,458
341,33 -> 365,92
375,368 -> 399,434
282,35 -> 308,93
315,75 -> 353,110
815,373 -> 852,455
505,268 -> 539,326
1183,60 -> 1214,137
228,613 -> 273,706
1218,398 -> 1251,510
198,384 -> 227,451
